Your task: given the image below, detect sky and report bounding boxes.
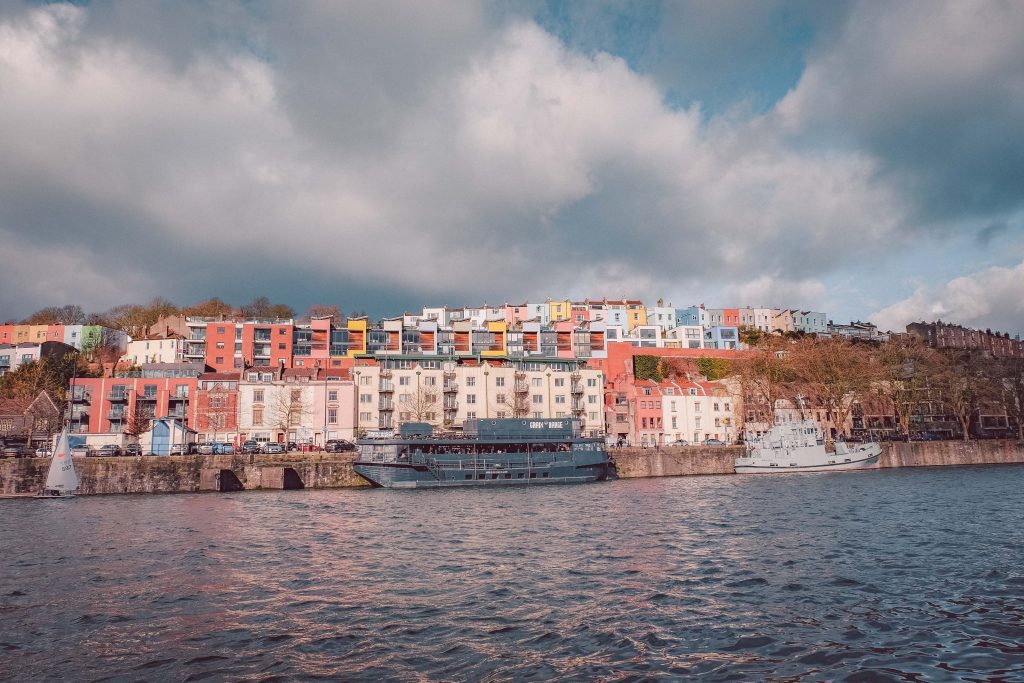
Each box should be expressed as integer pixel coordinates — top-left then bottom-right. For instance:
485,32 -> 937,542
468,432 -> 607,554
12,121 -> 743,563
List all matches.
1,0 -> 1023,334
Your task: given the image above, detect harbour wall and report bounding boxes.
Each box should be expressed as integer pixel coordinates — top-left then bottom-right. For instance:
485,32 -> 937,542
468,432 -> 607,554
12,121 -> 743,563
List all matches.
3,441 -> 1022,495
0,453 -> 368,496
611,440 -> 1024,478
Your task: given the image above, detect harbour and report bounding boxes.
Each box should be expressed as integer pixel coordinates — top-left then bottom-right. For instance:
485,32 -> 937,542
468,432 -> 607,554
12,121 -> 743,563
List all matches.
2,465 -> 1022,681
3,439 -> 1024,496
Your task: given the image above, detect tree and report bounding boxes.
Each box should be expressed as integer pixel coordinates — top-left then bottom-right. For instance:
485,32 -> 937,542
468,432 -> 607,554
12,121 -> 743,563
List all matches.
872,337 -> 941,438
696,357 -> 732,381
22,304 -> 86,325
738,325 -> 766,347
788,337 -> 875,442
934,350 -> 999,441
495,387 -> 530,419
183,297 -> 234,318
124,404 -> 155,442
305,304 -> 344,322
0,351 -> 93,405
101,304 -> 151,337
399,385 -> 441,424
999,358 -> 1024,441
269,387 -> 310,438
239,296 -> 294,320
733,343 -> 794,428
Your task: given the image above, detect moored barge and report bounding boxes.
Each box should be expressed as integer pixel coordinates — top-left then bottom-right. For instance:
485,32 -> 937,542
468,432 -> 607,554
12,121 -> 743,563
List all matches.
353,418 -> 612,488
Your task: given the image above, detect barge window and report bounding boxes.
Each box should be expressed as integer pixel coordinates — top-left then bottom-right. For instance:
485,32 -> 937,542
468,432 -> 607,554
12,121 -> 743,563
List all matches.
465,474 -> 472,480
517,473 -> 525,479
529,473 -> 536,479
504,474 -> 511,479
542,472 -> 549,478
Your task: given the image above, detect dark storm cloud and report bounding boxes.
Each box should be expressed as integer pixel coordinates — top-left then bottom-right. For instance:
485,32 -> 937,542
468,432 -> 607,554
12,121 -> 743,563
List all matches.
0,1 -> 1021,333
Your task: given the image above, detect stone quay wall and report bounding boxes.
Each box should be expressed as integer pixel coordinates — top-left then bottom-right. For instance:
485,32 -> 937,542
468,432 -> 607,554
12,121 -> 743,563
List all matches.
3,441 -> 1022,495
611,440 -> 1024,478
0,453 -> 368,496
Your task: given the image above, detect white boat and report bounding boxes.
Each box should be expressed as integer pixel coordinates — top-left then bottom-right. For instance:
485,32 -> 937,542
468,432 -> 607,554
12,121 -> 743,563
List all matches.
35,429 -> 79,498
735,418 -> 881,474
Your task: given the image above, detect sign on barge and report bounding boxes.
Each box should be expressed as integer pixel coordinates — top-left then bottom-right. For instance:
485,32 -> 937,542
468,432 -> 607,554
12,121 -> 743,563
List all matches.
353,419 -> 613,489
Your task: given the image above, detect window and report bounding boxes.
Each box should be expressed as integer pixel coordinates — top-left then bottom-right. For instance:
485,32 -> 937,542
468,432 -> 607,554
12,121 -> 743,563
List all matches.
423,376 -> 436,386
554,378 -> 565,387
466,411 -> 476,419
533,412 -> 543,419
724,403 -> 731,411
328,390 -> 338,402
215,357 -> 224,365
467,394 -> 476,404
466,376 -> 476,387
532,395 -> 543,404
695,402 -> 701,412
360,393 -> 372,403
532,378 -> 542,387
327,408 -> 337,424
399,376 -> 410,386
555,395 -> 566,404
588,395 -> 597,404
496,394 -> 506,404
494,376 -> 505,387
216,342 -> 225,349
359,376 -> 371,386
714,402 -> 720,411
497,411 -> 506,418
359,412 -> 372,421
253,407 -> 263,426
253,390 -> 264,403
217,327 -> 225,334
210,396 -> 226,408
279,329 -> 287,335
279,343 -> 286,350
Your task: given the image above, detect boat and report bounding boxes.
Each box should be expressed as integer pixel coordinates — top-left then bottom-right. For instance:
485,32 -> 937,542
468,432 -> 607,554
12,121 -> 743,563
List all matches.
35,428 -> 80,498
735,417 -> 881,474
353,418 -> 613,488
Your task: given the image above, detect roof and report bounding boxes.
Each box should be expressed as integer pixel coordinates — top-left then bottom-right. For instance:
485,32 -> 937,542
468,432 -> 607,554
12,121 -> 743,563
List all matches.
199,372 -> 240,380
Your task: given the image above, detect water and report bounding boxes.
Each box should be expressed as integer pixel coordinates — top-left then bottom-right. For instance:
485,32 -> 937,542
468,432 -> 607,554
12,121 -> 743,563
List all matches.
2,466 -> 1023,682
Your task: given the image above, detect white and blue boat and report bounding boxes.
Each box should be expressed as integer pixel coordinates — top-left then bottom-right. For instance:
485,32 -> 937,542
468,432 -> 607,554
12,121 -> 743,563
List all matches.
353,418 -> 612,488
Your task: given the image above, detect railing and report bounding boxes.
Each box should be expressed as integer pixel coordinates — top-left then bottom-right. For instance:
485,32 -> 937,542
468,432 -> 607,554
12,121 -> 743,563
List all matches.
514,382 -> 529,393
379,382 -> 394,392
107,391 -> 129,402
378,400 -> 394,411
443,400 -> 459,411
380,369 -> 392,378
571,383 -> 584,394
443,382 -> 458,393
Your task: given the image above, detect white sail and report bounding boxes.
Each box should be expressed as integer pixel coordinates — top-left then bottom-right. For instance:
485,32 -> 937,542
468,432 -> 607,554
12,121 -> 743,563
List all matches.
44,429 -> 79,491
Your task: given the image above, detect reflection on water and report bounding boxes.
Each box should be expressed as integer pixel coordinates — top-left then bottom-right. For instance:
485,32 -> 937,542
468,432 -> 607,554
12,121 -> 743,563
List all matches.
2,466 -> 1023,681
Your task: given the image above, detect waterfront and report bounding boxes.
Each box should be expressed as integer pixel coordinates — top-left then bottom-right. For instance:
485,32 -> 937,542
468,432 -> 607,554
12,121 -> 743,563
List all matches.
1,466 -> 1022,681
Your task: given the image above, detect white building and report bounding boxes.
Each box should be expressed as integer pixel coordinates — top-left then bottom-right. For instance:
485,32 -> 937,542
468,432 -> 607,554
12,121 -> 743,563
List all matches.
661,380 -> 738,445
121,335 -> 185,365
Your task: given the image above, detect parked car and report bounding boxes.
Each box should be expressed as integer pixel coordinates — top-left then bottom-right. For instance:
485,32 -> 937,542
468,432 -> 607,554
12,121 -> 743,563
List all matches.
213,442 -> 235,455
262,442 -> 285,454
124,443 -> 142,456
666,439 -> 689,447
196,443 -> 215,455
168,443 -> 188,455
704,438 -> 726,446
3,444 -> 33,458
241,440 -> 261,454
92,444 -> 123,457
286,441 -> 298,452
325,439 -> 356,453
35,446 -> 53,457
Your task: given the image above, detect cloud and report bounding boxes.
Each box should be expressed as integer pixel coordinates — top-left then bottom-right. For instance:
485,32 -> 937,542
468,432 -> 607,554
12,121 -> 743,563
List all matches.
0,1 -> 1020,328
776,0 -> 1024,228
870,261 -> 1024,334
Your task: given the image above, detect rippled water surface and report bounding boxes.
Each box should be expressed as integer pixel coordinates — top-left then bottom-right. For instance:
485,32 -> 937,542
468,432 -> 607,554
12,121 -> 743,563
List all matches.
2,465 -> 1023,681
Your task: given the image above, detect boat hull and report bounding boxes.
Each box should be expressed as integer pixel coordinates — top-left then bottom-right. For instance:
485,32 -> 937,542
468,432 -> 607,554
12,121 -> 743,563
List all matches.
354,456 -> 611,489
735,448 -> 880,474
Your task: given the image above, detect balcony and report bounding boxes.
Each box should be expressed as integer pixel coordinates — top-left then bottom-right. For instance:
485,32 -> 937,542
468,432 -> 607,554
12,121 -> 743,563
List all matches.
70,407 -> 89,421
571,383 -> 584,395
379,369 -> 392,378
514,382 -> 529,393
571,400 -> 585,412
570,372 -> 581,383
108,409 -> 126,421
379,382 -> 394,393
108,390 -> 130,402
378,400 -> 394,411
443,382 -> 458,393
443,371 -> 456,381
443,399 -> 459,411
71,390 -> 91,404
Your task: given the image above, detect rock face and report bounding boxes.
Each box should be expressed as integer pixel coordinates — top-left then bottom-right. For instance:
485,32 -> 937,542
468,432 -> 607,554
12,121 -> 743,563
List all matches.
0,454 -> 369,495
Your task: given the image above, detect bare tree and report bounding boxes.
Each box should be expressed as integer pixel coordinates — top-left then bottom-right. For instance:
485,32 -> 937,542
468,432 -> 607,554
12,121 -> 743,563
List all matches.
871,337 -> 942,438
933,350 -> 998,441
788,337 -> 875,442
494,388 -> 530,419
268,388 -> 310,438
733,342 -> 794,428
999,357 -> 1024,441
123,404 -> 154,443
399,386 -> 440,424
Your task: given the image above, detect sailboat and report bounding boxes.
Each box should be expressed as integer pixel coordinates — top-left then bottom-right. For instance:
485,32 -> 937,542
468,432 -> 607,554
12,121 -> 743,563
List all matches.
36,428 -> 79,498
